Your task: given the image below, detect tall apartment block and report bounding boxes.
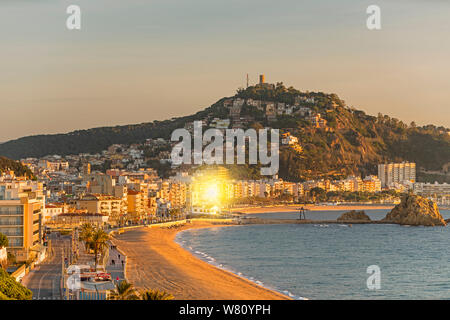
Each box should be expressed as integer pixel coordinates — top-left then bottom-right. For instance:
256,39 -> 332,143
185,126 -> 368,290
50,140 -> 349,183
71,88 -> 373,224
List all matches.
378,162 -> 416,188
0,181 -> 44,262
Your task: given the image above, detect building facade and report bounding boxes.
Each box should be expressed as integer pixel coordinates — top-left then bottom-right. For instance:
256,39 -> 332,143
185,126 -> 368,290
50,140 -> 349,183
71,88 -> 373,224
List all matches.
0,181 -> 44,262
378,162 -> 416,188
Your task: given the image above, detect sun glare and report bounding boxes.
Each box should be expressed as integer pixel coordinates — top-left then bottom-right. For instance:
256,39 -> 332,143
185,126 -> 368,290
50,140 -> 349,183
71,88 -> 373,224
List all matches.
205,184 -> 219,201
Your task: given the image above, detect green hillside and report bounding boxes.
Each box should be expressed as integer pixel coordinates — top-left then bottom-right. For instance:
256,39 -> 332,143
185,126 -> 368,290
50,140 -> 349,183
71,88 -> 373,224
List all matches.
0,157 -> 34,178
0,268 -> 32,300
236,84 -> 450,181
0,83 -> 448,182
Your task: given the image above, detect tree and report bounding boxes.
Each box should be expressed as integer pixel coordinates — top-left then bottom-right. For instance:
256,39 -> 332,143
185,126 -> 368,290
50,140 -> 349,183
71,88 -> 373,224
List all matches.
0,268 -> 32,300
309,187 -> 327,202
79,224 -> 109,267
109,280 -> 139,300
0,233 -> 8,248
79,223 -> 94,251
0,157 -> 34,179
91,228 -> 109,267
140,289 -> 174,300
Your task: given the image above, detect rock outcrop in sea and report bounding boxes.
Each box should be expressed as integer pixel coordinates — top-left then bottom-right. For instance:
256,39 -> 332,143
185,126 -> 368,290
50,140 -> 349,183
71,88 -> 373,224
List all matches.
337,210 -> 371,222
382,194 -> 446,226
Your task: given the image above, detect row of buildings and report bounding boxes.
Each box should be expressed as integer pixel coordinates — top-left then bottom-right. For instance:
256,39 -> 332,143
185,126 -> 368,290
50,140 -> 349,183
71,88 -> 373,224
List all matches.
0,180 -> 45,262
2,147 -> 449,263
224,96 -> 328,129
378,162 -> 416,188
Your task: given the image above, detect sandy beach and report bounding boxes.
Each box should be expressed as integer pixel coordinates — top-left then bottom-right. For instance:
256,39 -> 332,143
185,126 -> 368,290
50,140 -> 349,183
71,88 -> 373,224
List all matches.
112,221 -> 290,300
232,204 -> 395,214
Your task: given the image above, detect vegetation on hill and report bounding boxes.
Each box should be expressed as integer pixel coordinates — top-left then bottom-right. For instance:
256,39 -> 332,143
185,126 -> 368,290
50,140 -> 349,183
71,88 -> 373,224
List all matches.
235,84 -> 450,181
0,101 -> 225,160
0,268 -> 32,300
0,232 -> 8,248
0,157 -> 34,178
0,83 -> 448,182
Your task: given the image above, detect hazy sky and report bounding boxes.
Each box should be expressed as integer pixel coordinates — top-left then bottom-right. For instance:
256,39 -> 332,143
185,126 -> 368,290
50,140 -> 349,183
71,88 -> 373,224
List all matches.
1,0 -> 449,142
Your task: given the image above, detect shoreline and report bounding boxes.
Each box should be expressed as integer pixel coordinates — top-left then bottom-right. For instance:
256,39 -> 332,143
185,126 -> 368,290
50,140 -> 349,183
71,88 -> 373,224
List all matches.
112,221 -> 291,300
233,204 -> 395,214
175,226 -> 305,300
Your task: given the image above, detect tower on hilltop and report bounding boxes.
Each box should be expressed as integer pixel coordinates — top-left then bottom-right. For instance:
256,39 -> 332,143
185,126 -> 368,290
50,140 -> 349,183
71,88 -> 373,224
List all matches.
259,74 -> 265,84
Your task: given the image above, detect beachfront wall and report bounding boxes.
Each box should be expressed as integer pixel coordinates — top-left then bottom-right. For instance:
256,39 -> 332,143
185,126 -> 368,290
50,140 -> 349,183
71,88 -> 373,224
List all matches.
189,218 -> 236,225
11,264 -> 26,281
146,220 -> 187,228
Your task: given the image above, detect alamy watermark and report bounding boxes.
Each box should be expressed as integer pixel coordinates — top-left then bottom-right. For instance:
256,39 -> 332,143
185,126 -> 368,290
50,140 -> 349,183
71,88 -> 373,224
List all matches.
367,5 -> 381,30
66,5 -> 81,30
366,265 -> 381,290
171,121 -> 279,176
65,4 -> 381,31
66,265 -> 81,291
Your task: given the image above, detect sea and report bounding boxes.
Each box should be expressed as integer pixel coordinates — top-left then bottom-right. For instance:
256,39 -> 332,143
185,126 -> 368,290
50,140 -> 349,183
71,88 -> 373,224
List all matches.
176,208 -> 450,300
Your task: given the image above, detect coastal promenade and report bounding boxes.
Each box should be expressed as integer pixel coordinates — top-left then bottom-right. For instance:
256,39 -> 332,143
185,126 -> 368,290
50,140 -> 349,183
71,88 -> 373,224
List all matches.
112,221 -> 289,300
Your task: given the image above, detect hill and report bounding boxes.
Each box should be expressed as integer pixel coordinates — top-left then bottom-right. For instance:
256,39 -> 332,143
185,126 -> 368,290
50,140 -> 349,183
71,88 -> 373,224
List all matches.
0,268 -> 32,300
0,157 -> 34,178
0,83 -> 449,182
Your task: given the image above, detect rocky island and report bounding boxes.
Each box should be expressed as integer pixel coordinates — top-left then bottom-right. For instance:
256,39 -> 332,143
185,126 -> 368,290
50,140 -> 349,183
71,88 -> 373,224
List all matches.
337,210 -> 371,222
382,194 -> 446,226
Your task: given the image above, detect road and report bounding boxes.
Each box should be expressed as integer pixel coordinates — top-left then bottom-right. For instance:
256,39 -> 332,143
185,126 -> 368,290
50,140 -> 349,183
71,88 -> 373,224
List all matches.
22,233 -> 71,300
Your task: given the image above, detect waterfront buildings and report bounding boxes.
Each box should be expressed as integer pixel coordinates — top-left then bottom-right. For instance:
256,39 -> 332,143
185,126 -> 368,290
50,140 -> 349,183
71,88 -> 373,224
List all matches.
414,182 -> 450,195
127,189 -> 146,221
77,194 -> 122,223
362,175 -> 382,193
0,181 -> 44,262
303,175 -> 381,193
52,212 -> 109,228
378,162 -> 416,188
414,182 -> 450,206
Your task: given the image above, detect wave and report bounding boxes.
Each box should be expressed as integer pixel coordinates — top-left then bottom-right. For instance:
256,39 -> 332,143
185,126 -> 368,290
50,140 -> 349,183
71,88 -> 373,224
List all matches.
175,231 -> 308,300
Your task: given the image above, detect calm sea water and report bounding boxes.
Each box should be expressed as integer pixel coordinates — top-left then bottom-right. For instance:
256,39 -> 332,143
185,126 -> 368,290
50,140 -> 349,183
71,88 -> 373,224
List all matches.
176,209 -> 450,300
249,208 -> 392,221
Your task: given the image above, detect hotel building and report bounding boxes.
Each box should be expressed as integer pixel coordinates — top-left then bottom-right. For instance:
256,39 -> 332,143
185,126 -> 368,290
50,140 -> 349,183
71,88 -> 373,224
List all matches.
378,162 -> 416,188
0,181 -> 44,262
77,194 -> 122,222
414,182 -> 450,196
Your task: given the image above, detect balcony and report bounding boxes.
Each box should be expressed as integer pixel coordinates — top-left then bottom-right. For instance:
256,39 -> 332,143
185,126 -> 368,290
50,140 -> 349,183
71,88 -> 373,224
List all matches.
0,210 -> 23,216
0,218 -> 23,226
0,230 -> 23,236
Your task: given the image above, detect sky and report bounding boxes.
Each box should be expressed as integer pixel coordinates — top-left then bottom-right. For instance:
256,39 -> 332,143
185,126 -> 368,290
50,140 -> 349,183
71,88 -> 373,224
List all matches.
1,0 -> 449,142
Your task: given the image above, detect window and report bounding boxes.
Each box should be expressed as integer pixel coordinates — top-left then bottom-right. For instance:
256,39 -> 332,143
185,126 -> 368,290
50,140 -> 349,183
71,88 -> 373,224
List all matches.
0,217 -> 23,225
0,227 -> 22,236
0,206 -> 23,215
9,237 -> 23,247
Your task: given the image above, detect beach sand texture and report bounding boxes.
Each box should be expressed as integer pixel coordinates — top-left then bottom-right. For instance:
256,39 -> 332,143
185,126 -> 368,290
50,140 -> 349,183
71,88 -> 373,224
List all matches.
112,221 -> 289,300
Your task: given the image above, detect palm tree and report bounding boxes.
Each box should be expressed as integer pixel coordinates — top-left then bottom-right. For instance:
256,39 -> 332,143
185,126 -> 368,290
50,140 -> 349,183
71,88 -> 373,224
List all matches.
109,280 -> 139,300
79,223 -> 94,251
91,228 -> 109,267
140,289 -> 174,300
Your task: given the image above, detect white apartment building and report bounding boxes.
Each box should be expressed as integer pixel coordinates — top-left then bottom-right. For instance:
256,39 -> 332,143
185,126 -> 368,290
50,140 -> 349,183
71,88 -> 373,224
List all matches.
378,162 -> 416,188
414,182 -> 450,196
